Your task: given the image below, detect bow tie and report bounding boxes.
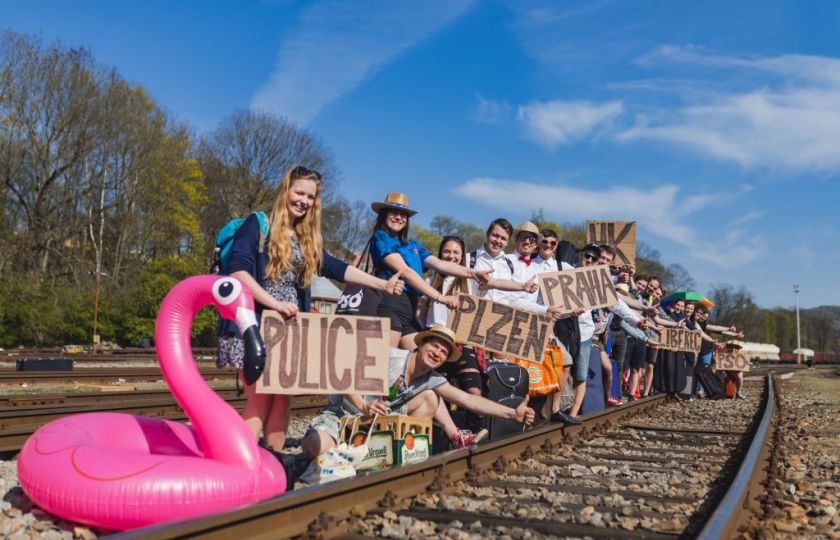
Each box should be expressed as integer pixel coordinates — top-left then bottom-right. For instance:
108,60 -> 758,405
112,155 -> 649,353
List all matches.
519,255 -> 532,266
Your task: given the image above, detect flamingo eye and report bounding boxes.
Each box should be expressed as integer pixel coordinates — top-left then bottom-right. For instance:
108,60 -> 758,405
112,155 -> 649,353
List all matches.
212,278 -> 241,306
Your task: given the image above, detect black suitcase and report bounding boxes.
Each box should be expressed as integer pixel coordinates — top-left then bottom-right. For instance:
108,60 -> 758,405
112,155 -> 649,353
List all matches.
695,364 -> 725,399
483,360 -> 528,440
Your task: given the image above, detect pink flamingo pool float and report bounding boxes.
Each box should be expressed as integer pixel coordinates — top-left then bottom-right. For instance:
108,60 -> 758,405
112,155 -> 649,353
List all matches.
17,275 -> 286,530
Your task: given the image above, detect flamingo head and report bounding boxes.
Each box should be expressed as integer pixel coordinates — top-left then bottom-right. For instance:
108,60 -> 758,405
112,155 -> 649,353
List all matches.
210,276 -> 266,385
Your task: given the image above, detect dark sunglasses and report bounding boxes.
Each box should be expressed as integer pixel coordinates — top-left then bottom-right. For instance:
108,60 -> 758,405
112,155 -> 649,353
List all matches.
583,253 -> 597,261
540,239 -> 558,247
291,165 -> 322,181
517,234 -> 538,243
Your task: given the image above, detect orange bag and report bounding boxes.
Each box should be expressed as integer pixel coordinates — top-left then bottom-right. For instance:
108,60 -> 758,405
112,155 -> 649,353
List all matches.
724,373 -> 737,398
511,343 -> 563,397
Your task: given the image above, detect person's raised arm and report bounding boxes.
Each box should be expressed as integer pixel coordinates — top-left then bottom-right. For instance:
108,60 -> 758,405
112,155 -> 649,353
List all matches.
383,253 -> 458,309
343,265 -> 405,296
423,255 -> 494,285
436,384 -> 534,425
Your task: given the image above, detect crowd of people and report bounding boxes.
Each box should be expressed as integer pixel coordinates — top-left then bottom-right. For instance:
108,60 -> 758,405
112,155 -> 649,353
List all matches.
216,165 -> 745,484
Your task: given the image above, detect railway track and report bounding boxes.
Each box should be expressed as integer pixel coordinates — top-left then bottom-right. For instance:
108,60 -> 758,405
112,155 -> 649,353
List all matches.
110,376 -> 774,540
0,392 -> 327,454
0,367 -> 234,385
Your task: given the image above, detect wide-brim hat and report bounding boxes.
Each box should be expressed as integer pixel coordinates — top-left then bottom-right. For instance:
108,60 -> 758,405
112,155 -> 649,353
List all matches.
371,192 -> 417,216
414,325 -> 460,363
513,221 -> 541,240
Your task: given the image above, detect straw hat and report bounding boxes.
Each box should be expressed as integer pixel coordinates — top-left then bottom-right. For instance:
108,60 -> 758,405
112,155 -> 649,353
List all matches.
371,193 -> 417,216
513,221 -> 541,240
414,325 -> 460,362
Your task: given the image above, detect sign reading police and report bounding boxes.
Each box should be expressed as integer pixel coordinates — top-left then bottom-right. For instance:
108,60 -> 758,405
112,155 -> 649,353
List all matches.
257,312 -> 390,395
661,328 -> 703,353
537,265 -> 620,314
447,295 -> 550,363
716,352 -> 751,372
586,221 -> 637,267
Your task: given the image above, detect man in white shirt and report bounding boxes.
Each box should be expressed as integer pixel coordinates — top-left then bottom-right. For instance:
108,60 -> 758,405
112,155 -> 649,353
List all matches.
563,244 -> 647,418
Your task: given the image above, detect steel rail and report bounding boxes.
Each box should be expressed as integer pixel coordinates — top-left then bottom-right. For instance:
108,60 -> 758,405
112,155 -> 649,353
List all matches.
696,375 -> 776,540
110,394 -> 667,540
0,394 -> 327,454
0,368 -> 235,384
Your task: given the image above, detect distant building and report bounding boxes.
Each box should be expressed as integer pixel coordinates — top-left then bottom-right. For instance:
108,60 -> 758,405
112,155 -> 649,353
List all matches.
311,275 -> 343,314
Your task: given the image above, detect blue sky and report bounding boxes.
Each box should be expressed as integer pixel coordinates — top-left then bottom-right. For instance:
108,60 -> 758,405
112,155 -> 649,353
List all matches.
4,0 -> 839,309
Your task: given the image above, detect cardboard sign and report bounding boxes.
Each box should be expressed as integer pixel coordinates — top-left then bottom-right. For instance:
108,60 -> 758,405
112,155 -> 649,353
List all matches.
661,328 -> 703,353
257,311 -> 390,395
716,352 -> 751,372
586,221 -> 637,266
537,265 -> 620,313
447,295 -> 550,363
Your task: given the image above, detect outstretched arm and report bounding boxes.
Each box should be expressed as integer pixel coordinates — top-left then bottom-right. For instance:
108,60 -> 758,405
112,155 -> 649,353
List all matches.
436,384 -> 534,425
383,253 -> 458,309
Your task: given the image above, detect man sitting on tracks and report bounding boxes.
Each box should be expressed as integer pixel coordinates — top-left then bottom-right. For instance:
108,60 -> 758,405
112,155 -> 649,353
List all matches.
300,325 -> 536,461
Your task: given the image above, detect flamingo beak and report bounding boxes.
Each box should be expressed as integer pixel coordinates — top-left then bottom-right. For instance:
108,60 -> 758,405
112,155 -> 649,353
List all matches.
236,307 -> 265,386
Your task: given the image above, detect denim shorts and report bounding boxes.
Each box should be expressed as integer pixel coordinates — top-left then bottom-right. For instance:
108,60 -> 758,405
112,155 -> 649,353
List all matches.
625,335 -> 647,370
572,338 -> 593,382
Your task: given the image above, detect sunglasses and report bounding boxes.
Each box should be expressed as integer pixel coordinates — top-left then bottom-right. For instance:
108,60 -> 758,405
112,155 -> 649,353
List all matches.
291,165 -> 322,181
583,253 -> 597,261
518,235 -> 538,243
540,239 -> 558,247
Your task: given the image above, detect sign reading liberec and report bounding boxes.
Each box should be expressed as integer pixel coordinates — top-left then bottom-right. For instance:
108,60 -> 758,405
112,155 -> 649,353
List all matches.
448,295 -> 550,363
661,328 -> 703,353
257,311 -> 390,395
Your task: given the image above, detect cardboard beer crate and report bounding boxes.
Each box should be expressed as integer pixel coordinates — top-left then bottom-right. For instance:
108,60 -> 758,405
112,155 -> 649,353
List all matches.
339,414 -> 432,469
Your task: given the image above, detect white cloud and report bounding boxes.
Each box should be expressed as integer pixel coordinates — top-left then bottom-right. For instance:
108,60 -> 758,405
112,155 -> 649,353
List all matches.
456,176 -> 764,268
729,211 -> 764,227
620,46 -> 840,174
457,177 -> 698,245
251,1 -> 474,125
517,100 -> 623,149
472,96 -> 511,125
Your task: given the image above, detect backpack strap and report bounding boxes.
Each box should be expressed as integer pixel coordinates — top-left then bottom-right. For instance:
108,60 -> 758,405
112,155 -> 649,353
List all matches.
504,255 -> 514,274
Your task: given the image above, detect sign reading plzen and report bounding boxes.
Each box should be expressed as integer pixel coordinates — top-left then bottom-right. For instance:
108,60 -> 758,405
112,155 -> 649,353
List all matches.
586,221 -> 637,267
447,295 -> 550,363
257,311 -> 390,395
537,265 -> 619,314
662,328 -> 703,353
716,352 -> 751,372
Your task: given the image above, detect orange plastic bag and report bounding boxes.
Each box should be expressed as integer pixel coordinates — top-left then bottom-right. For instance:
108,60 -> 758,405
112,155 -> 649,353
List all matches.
511,343 -> 563,397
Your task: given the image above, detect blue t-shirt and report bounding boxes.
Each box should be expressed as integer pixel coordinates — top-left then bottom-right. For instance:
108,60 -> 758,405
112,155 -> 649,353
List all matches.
370,230 -> 430,296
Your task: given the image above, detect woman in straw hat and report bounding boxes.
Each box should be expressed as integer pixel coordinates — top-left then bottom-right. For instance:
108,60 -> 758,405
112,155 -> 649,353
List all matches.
218,166 -> 405,455
369,193 -> 494,349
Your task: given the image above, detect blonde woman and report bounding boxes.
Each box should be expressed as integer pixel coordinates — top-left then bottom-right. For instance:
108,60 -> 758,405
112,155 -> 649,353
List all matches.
217,166 -> 404,454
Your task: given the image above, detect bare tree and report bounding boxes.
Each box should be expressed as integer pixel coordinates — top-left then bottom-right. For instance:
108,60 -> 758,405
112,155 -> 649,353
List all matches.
0,32 -> 103,278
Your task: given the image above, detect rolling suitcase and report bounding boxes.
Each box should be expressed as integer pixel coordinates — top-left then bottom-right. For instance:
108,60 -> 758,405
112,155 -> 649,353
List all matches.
483,361 -> 528,440
695,364 -> 725,400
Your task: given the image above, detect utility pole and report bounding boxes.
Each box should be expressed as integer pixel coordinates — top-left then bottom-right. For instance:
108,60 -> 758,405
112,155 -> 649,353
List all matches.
793,284 -> 801,364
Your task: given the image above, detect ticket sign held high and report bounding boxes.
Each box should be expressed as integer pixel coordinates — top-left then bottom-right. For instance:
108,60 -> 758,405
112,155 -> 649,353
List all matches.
538,265 -> 620,314
258,311 -> 390,395
716,352 -> 751,372
662,328 -> 703,353
447,295 -> 550,364
586,221 -> 637,267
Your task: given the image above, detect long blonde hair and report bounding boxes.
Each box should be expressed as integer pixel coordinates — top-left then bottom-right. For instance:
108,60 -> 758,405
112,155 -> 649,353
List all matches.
266,166 -> 323,288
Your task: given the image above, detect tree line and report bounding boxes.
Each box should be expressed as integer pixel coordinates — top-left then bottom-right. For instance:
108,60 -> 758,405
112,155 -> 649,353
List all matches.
1,31 -> 835,354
